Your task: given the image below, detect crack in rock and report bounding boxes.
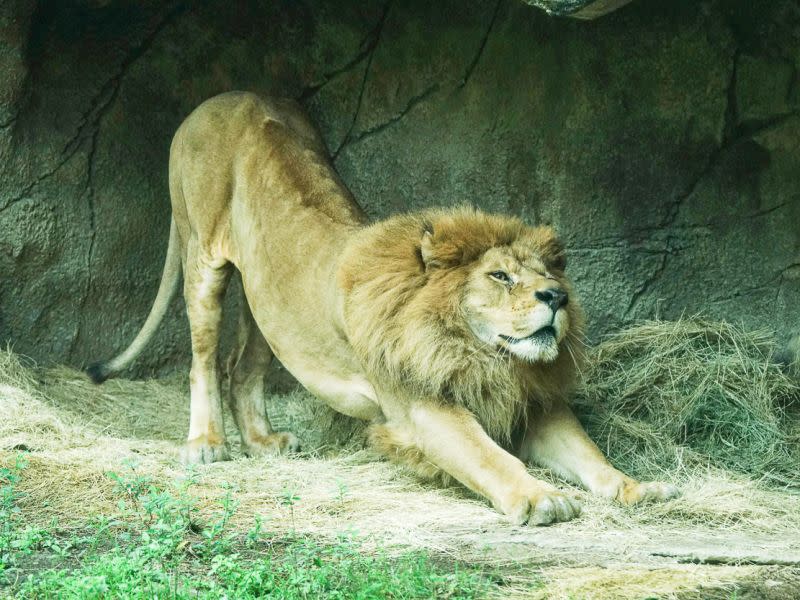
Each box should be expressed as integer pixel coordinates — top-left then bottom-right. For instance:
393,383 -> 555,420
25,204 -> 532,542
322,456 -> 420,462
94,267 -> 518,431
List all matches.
332,1 -> 392,160
0,150 -> 78,214
702,261 -> 799,308
774,263 -> 800,306
2,3 -> 185,218
458,0 -> 503,88
69,128 -> 101,363
333,0 -> 503,157
61,2 -> 186,162
655,41 -> 739,232
747,201 -> 789,219
626,38 -> 795,320
0,114 -> 18,130
721,44 -> 740,143
339,84 -> 439,150
739,111 -> 800,140
787,60 -> 798,105
710,271 -> 785,306
624,251 -> 669,318
298,8 -> 392,103
64,3 -> 185,362
658,45 -> 738,232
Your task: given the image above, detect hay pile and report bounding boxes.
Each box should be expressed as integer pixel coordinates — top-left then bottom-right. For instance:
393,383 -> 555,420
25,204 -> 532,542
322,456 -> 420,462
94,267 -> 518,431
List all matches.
574,320 -> 800,486
2,318 -> 800,598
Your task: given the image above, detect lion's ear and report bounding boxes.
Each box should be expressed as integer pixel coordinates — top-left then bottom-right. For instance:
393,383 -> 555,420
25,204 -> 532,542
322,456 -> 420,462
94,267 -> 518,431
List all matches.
546,237 -> 567,271
531,226 -> 567,272
418,220 -> 474,270
419,229 -> 441,270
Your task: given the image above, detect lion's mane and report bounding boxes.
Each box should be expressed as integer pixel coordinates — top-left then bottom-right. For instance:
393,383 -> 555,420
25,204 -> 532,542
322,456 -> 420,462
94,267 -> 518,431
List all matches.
338,207 -> 585,442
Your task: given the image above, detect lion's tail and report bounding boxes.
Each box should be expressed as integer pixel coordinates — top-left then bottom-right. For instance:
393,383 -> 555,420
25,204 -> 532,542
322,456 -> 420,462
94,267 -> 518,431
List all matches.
86,219 -> 182,384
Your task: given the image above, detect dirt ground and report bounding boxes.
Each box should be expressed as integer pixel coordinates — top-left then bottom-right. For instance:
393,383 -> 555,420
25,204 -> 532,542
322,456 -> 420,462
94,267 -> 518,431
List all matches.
2,352 -> 800,599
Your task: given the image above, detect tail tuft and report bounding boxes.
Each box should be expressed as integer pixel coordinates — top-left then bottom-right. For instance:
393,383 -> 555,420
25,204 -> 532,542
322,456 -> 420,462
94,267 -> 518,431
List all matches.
86,362 -> 111,384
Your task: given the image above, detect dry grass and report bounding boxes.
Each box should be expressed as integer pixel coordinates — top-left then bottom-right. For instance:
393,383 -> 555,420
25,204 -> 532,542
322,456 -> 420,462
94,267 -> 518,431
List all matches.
2,318 -> 800,598
574,319 -> 800,486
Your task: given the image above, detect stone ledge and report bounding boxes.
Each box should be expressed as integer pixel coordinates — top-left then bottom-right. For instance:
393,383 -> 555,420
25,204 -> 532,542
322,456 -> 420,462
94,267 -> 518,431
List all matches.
520,0 -> 635,19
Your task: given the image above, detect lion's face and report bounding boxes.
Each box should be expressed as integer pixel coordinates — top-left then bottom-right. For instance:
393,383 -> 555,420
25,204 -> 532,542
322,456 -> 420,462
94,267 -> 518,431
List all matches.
413,217 -> 575,365
461,245 -> 571,364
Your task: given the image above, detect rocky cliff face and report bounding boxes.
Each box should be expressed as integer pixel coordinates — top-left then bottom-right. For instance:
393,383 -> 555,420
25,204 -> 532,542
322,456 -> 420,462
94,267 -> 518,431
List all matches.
1,0 -> 798,381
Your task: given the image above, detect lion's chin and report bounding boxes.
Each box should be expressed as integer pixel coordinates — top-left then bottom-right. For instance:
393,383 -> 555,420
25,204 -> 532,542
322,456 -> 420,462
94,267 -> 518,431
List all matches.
506,330 -> 561,363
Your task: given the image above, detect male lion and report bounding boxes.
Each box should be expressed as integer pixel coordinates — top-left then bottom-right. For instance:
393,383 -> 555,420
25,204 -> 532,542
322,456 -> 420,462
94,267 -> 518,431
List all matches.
89,91 -> 678,525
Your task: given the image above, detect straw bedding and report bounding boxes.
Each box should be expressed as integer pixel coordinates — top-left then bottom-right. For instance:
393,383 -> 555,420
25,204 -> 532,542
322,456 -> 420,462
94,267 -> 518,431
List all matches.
574,319 -> 800,485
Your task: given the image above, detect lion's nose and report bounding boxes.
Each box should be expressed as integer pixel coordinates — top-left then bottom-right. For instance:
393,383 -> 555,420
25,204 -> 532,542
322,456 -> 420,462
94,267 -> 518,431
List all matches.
535,288 -> 568,311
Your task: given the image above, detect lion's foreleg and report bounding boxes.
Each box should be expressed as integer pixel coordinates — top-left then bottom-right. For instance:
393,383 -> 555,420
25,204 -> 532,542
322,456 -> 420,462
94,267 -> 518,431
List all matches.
518,400 -> 679,504
367,422 -> 449,483
383,402 -> 581,525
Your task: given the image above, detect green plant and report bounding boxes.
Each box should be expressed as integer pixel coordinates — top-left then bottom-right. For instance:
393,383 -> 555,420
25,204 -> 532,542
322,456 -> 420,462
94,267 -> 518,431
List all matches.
334,478 -> 349,505
245,514 -> 266,547
279,487 -> 301,533
1,454 -> 41,584
7,463 -> 491,599
196,483 -> 240,558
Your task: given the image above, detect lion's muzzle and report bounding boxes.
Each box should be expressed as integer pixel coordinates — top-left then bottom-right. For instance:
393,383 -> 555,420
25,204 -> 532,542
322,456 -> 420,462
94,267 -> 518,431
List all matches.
534,287 -> 568,311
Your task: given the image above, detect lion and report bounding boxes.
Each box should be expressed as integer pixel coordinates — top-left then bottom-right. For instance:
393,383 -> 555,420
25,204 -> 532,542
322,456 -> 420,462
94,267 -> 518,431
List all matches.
88,91 -> 678,525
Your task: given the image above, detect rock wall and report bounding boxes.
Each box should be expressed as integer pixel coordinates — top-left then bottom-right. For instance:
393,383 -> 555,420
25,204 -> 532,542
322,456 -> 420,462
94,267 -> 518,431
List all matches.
1,0 -> 798,383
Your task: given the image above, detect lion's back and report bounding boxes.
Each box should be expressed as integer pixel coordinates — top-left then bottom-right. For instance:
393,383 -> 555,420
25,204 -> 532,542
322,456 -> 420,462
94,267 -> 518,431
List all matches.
168,92 -> 364,234
170,92 -> 325,178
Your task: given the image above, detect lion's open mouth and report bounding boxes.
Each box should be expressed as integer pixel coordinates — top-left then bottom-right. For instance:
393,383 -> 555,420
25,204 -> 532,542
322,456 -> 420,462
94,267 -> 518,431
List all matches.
499,325 -> 556,345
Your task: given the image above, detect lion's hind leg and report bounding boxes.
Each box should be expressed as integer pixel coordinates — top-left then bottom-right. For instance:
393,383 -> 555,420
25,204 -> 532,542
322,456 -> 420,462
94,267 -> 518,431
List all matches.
226,277 -> 299,458
182,245 -> 233,464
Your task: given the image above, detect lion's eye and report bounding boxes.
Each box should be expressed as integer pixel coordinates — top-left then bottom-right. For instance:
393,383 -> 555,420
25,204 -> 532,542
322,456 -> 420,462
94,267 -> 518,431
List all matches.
489,271 -> 512,285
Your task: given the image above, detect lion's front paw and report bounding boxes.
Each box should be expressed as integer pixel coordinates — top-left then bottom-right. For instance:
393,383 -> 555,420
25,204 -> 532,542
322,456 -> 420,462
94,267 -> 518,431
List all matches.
619,480 -> 680,505
242,432 -> 300,458
505,486 -> 582,526
182,436 -> 231,465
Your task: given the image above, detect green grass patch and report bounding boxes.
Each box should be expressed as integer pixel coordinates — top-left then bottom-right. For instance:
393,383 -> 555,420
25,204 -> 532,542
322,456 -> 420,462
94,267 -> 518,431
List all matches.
1,456 -> 493,600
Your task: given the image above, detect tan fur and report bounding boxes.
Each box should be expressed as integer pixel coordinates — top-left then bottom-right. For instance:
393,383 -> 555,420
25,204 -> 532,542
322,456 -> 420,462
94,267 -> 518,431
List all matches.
92,91 -> 679,526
